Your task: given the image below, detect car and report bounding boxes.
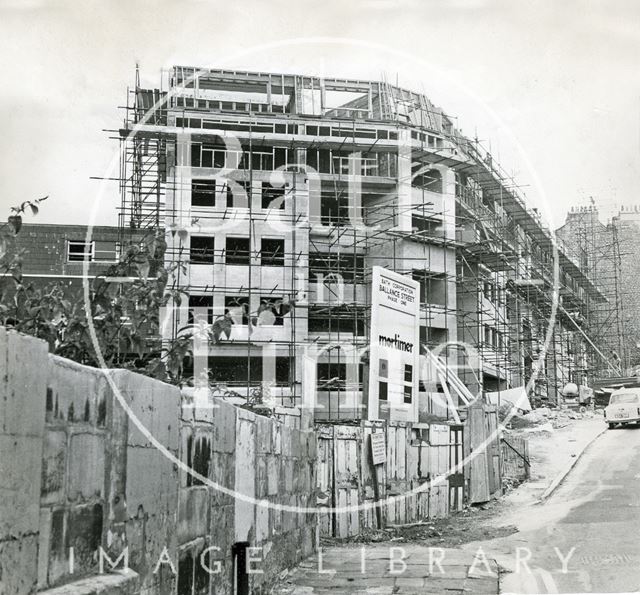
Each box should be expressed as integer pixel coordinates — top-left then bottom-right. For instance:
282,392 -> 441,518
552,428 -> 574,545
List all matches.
604,389 -> 640,429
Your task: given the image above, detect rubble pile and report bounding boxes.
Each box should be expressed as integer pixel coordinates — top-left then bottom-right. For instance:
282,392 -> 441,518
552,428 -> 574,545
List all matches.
500,404 -> 595,432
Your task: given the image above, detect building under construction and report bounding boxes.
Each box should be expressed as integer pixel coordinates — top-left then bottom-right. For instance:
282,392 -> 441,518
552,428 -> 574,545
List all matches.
557,204 -> 640,376
117,65 -> 608,421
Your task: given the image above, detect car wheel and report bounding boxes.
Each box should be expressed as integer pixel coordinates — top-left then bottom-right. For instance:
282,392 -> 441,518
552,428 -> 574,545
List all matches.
608,423 -> 616,429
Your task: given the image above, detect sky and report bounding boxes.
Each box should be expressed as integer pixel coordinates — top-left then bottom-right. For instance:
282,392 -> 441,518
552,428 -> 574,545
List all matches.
1,0 -> 639,230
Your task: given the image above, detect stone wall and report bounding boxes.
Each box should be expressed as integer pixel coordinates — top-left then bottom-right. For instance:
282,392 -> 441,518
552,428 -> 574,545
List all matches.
0,328 -> 317,595
0,329 -> 49,595
177,401 -> 316,594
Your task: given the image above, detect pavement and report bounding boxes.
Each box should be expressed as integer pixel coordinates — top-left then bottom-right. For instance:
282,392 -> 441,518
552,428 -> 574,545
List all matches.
273,544 -> 500,594
501,415 -> 606,508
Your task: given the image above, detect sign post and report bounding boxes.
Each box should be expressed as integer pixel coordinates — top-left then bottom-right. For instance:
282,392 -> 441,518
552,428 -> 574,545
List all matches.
369,431 -> 387,465
367,266 -> 420,422
368,431 -> 386,528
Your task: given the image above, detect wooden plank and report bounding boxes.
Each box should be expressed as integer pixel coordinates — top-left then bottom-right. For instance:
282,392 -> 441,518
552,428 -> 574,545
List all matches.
334,436 -> 361,538
360,422 -> 373,532
363,424 -> 383,530
407,441 -> 419,480
317,435 -> 333,537
396,426 -> 407,523
448,425 -> 464,512
484,408 -> 501,496
430,423 -> 449,446
468,404 -> 490,503
347,439 -> 360,536
406,437 -> 419,524
348,487 -> 359,536
387,425 -> 397,479
397,426 -> 406,480
419,442 -> 430,478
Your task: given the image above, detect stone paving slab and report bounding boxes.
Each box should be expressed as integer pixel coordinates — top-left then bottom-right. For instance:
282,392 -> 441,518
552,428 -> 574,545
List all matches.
274,545 -> 500,594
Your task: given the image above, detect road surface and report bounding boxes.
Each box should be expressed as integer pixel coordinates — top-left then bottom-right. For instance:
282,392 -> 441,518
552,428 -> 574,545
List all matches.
470,423 -> 640,593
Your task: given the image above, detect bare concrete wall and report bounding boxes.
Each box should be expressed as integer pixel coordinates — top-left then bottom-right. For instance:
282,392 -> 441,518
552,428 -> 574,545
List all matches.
0,329 -> 317,595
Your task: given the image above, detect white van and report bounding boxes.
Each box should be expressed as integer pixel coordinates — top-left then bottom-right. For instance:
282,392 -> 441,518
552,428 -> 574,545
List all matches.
604,389 -> 640,429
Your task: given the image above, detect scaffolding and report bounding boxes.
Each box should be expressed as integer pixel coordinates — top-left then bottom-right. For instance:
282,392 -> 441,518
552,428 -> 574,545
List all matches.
557,203 -> 640,375
557,206 -> 617,375
452,165 -> 606,404
115,65 -> 609,418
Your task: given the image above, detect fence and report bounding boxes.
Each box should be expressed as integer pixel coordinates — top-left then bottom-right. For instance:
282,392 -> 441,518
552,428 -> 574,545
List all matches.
500,434 -> 530,486
316,420 -> 465,538
465,402 -> 502,503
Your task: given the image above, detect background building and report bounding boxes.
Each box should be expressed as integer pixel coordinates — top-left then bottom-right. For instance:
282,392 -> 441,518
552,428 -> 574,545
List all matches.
557,204 -> 640,375
12,223 -> 121,288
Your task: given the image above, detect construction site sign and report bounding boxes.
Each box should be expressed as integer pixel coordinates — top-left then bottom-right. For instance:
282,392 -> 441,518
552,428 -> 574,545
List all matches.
367,266 -> 420,421
369,432 -> 387,465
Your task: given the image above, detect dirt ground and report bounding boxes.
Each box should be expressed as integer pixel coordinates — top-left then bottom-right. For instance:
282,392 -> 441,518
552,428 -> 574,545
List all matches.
322,498 -> 518,550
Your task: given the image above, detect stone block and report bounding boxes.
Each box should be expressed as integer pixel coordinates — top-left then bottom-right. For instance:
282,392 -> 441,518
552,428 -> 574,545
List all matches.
111,370 -> 180,452
212,401 -> 236,454
297,465 -> 309,494
255,499 -> 270,544
125,510 -> 177,595
267,456 -> 279,497
0,330 -> 48,437
37,507 -> 52,589
68,432 -> 105,501
47,355 -> 106,428
41,430 -> 67,504
104,393 -> 128,530
234,416 -> 255,542
209,504 -> 234,554
177,486 -> 210,543
256,417 -> 272,454
281,426 -> 292,457
179,399 -> 194,425
256,455 -> 268,498
269,505 -> 282,537
237,406 -> 256,422
191,391 -> 215,425
0,434 -> 43,537
178,425 -> 192,488
125,447 -> 179,516
210,451 -> 234,508
66,503 -> 104,576
46,508 -> 68,586
272,423 -> 282,455
284,464 -> 294,493
0,533 -> 39,595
